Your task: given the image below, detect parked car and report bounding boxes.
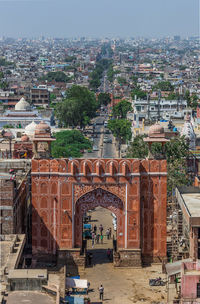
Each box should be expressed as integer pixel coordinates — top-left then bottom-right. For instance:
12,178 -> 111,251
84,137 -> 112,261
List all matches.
93,145 -> 99,151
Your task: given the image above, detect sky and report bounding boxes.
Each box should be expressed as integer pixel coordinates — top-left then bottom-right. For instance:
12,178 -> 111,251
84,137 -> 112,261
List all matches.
0,0 -> 199,38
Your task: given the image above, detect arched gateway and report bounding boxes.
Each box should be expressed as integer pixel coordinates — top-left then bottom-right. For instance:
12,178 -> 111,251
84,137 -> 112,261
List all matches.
75,188 -> 124,248
31,158 -> 167,267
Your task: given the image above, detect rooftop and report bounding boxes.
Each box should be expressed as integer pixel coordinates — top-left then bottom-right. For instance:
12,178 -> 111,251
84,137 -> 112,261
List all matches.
182,192 -> 200,217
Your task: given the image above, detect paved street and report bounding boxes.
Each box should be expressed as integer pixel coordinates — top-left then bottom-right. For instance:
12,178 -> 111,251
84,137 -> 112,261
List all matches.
83,115 -> 117,159
83,208 -> 167,304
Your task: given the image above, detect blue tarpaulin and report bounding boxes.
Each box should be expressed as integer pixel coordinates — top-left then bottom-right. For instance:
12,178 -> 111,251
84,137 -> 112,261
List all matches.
83,224 -> 91,229
65,296 -> 84,304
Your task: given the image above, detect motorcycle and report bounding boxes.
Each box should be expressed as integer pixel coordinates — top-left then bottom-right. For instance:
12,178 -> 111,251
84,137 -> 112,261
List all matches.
149,277 -> 165,286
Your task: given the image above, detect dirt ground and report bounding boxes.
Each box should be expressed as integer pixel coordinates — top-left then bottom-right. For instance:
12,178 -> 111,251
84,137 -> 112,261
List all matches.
83,207 -> 167,304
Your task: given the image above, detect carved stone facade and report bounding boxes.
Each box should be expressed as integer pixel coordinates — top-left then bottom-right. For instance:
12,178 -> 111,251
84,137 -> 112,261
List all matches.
31,158 -> 167,266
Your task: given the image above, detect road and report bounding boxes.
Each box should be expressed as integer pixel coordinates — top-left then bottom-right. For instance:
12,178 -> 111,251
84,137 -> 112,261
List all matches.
84,208 -> 167,304
83,115 -> 116,159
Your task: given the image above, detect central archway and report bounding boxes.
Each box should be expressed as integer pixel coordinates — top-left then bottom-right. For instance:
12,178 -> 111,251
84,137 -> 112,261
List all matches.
74,188 -> 125,248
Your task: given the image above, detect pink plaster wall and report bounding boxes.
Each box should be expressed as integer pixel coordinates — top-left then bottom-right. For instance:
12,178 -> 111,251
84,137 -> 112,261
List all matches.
181,275 -> 199,299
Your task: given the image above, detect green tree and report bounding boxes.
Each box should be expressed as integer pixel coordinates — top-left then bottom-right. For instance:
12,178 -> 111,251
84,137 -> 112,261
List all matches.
126,135 -> 148,158
64,56 -> 76,62
0,81 -> 9,90
0,57 -> 13,66
166,92 -> 180,100
51,130 -> 92,158
56,85 -> 97,128
117,77 -> 127,85
50,93 -> 56,102
108,119 -> 132,156
42,71 -> 70,83
112,100 -> 132,119
131,87 -> 146,99
107,65 -> 115,82
153,81 -> 174,91
98,93 -> 111,106
89,77 -> 101,90
0,71 -> 4,80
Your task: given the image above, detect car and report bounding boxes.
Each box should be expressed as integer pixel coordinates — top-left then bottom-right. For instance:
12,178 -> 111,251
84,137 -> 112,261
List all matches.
87,149 -> 93,153
103,138 -> 109,143
93,145 -> 99,151
107,138 -> 112,143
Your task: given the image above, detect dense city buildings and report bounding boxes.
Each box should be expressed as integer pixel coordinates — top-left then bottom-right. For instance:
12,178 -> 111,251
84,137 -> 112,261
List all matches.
0,35 -> 200,304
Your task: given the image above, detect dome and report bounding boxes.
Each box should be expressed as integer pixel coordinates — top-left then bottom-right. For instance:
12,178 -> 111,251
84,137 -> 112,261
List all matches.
25,121 -> 37,136
35,121 -> 51,137
15,97 -> 31,111
21,135 -> 29,142
149,122 -> 164,137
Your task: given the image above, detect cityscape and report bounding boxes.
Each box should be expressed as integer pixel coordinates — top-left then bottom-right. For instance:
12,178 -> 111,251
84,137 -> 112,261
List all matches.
0,1 -> 200,304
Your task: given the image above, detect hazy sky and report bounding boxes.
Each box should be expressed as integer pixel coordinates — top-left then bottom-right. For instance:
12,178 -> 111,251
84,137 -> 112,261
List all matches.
0,0 -> 199,38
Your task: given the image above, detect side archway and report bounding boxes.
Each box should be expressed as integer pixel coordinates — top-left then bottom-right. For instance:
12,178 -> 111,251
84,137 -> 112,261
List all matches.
74,188 -> 125,248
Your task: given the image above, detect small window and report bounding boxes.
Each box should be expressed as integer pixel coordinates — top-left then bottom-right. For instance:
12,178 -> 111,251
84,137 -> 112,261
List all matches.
197,283 -> 200,298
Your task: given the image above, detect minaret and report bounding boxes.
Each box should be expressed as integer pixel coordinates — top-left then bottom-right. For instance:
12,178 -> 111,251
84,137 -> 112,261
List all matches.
33,121 -> 55,158
144,122 -> 169,159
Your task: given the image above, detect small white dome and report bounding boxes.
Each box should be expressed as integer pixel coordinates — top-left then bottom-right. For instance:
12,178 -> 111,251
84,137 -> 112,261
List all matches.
25,121 -> 37,136
15,97 -> 31,111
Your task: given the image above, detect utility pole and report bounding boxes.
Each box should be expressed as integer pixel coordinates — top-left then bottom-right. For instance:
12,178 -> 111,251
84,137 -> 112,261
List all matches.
147,93 -> 150,121
158,90 -> 161,121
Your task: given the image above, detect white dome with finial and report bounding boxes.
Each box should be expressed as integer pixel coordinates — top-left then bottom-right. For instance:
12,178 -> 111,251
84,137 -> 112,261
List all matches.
15,97 -> 31,111
25,121 -> 37,136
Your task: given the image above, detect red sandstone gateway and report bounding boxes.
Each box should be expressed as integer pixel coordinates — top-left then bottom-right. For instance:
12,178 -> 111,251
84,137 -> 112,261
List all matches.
31,158 -> 167,267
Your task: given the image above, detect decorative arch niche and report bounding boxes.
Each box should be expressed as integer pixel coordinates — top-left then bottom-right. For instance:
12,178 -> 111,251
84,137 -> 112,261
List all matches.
74,188 -> 125,248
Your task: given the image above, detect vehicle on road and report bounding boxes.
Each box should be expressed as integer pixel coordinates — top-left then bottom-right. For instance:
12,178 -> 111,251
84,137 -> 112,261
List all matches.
104,129 -> 110,134
93,145 -> 99,151
149,278 -> 165,286
96,121 -> 104,125
107,138 -> 112,143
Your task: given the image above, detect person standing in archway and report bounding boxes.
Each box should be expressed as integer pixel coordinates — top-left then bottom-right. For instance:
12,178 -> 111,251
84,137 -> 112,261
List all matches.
109,227 -> 112,239
92,232 -> 95,248
106,229 -> 110,240
99,284 -> 104,301
100,234 -> 103,244
99,224 -> 103,235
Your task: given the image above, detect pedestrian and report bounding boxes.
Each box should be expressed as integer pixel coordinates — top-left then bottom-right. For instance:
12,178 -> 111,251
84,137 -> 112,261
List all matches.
99,224 -> 103,235
107,248 -> 111,260
96,233 -> 100,244
88,252 -> 93,266
92,232 -> 95,248
87,281 -> 90,294
106,229 -> 109,240
109,227 -> 112,239
99,284 -> 104,301
100,234 -> 103,244
95,233 -> 97,244
94,224 -> 97,233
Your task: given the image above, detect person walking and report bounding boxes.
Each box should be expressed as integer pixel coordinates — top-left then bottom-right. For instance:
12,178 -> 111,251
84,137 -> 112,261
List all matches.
99,284 -> 104,301
87,281 -> 90,294
106,229 -> 109,240
94,224 -> 97,234
96,233 -> 100,244
109,227 -> 112,239
100,234 -> 103,244
107,248 -> 111,260
92,232 -> 95,248
99,224 -> 103,235
88,252 -> 93,266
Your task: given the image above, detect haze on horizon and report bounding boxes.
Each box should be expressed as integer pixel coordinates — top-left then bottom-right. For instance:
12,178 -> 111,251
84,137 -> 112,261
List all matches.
0,0 -> 199,38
